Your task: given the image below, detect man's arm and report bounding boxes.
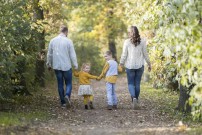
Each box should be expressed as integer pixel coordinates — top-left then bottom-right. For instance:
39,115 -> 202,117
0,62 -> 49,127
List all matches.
73,70 -> 79,77
69,40 -> 78,69
46,40 -> 53,70
119,40 -> 128,66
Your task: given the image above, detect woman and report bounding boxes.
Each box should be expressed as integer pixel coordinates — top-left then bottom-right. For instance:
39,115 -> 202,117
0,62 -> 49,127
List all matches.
119,26 -> 151,109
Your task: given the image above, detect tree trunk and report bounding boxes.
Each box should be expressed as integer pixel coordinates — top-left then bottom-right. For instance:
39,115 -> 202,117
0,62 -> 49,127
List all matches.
107,0 -> 117,61
108,38 -> 117,61
33,0 -> 45,87
177,84 -> 191,112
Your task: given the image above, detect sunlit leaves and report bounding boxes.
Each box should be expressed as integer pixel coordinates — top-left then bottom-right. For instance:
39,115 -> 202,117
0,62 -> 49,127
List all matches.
124,0 -> 202,120
0,0 -> 37,99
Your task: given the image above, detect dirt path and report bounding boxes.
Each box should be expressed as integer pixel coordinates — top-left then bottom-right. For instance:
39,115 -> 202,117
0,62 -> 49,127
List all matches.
1,77 -> 195,135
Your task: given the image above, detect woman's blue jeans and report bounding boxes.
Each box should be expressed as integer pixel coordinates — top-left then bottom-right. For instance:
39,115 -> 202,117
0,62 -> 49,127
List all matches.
54,69 -> 72,105
126,66 -> 144,100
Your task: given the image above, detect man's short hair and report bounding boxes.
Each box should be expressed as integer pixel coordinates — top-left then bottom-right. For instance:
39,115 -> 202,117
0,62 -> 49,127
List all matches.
60,25 -> 68,33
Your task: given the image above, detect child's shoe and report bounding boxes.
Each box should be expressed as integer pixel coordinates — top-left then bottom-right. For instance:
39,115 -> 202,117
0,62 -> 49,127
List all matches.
107,105 -> 113,110
85,105 -> 88,110
113,105 -> 117,109
89,102 -> 94,109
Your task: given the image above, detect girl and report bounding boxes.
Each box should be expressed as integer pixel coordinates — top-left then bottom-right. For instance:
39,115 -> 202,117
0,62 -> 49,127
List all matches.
74,63 -> 98,109
98,51 -> 122,110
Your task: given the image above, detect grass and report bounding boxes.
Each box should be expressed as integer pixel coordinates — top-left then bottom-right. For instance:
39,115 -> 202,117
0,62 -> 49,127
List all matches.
0,91 -> 52,127
141,82 -> 202,127
188,127 -> 202,135
0,111 -> 48,126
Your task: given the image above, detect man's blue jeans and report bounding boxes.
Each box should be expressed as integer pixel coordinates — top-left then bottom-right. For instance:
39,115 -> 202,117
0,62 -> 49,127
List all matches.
54,69 -> 72,105
126,66 -> 144,100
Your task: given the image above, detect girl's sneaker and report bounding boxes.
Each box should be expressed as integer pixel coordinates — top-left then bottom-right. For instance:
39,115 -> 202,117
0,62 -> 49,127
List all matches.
113,105 -> 117,109
89,102 -> 94,109
85,105 -> 88,110
107,105 -> 113,110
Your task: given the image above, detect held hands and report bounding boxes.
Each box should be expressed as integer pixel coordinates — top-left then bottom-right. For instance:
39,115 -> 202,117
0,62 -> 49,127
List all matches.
96,76 -> 102,81
118,65 -> 123,72
74,66 -> 78,70
119,63 -> 124,68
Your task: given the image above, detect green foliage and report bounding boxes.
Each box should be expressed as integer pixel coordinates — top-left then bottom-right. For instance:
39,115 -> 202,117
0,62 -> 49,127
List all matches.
0,111 -> 47,126
1,0 -> 201,122
156,0 -> 201,120
42,0 -> 127,74
0,0 -> 38,99
126,0 -> 202,120
74,39 -> 103,75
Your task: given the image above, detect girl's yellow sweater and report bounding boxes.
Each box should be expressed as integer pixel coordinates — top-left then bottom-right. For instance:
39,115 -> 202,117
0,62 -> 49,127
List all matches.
74,71 -> 98,85
98,62 -> 123,83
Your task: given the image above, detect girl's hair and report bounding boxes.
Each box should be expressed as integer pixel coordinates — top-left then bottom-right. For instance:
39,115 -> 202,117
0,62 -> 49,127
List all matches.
129,26 -> 141,46
81,63 -> 91,71
105,51 -> 112,56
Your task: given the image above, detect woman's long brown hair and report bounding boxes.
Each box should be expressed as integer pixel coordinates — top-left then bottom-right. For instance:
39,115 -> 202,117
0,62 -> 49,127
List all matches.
129,26 -> 141,46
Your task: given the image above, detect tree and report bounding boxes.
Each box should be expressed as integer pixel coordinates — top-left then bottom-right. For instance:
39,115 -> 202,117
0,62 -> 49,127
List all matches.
0,0 -> 38,98
32,0 -> 45,87
126,0 -> 202,119
64,0 -> 126,61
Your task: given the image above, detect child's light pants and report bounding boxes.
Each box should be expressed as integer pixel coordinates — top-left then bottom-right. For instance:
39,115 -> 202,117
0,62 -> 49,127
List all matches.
83,95 -> 93,105
106,82 -> 117,106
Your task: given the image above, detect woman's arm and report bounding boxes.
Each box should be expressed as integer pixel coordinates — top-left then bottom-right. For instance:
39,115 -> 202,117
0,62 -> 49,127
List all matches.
142,39 -> 151,71
119,40 -> 128,66
118,65 -> 123,72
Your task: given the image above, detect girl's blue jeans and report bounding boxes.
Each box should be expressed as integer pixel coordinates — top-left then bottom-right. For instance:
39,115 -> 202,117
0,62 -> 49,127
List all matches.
126,66 -> 144,100
106,82 -> 117,106
54,69 -> 72,105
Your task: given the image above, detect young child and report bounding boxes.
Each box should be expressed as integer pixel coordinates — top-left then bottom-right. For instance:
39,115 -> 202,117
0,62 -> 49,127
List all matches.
74,63 -> 98,109
98,51 -> 122,110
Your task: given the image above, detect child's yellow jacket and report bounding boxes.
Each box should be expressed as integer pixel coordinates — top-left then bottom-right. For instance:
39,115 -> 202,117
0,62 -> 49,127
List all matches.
74,71 -> 98,85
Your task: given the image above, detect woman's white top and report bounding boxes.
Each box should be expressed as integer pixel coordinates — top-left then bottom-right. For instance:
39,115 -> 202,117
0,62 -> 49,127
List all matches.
120,38 -> 150,69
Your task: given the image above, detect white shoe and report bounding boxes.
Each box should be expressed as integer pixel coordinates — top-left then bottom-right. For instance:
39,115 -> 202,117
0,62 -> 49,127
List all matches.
61,104 -> 66,108
132,98 -> 138,109
64,96 -> 71,108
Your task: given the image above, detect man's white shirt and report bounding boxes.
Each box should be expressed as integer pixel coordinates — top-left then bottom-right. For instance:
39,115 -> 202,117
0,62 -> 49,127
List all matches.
46,33 -> 78,71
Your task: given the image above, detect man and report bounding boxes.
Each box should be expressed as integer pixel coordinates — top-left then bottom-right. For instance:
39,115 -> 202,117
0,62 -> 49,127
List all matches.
46,25 -> 78,108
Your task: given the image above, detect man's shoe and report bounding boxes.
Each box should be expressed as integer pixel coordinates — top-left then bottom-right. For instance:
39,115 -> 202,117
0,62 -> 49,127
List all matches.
85,105 -> 88,110
107,105 -> 113,110
89,102 -> 94,109
61,104 -> 66,108
64,96 -> 71,108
